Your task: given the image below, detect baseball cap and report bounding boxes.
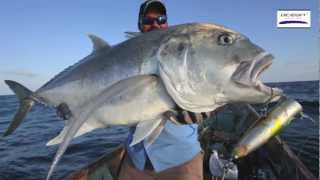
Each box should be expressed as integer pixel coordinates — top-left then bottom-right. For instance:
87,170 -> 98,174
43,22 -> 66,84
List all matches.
138,0 -> 167,31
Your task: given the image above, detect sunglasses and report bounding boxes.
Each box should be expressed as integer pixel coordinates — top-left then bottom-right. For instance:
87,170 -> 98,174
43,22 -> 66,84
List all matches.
142,15 -> 167,25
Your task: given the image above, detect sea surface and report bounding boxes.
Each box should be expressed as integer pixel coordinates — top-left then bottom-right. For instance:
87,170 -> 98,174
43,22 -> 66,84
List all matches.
0,80 -> 318,180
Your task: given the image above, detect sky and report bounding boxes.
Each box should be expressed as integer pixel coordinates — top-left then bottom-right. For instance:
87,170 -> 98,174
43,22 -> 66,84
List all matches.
0,0 -> 318,95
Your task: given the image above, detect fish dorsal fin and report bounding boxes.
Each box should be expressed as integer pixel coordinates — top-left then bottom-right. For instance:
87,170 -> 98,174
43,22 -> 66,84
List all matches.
124,31 -> 142,39
88,34 -> 111,51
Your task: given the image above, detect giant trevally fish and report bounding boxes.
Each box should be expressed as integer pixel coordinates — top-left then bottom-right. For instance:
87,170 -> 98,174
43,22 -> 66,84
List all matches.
3,23 -> 282,179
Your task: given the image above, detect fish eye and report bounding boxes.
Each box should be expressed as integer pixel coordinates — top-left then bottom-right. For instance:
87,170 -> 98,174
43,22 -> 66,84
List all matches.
218,34 -> 234,46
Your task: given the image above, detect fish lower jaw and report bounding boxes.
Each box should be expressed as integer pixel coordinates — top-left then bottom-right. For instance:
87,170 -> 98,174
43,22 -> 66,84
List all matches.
255,81 -> 283,101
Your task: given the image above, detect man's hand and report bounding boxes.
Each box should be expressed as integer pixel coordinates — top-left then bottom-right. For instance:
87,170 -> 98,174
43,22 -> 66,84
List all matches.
164,109 -> 212,125
180,111 -> 212,124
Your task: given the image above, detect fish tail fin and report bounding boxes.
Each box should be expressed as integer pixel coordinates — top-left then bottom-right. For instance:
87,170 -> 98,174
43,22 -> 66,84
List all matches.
3,80 -> 35,136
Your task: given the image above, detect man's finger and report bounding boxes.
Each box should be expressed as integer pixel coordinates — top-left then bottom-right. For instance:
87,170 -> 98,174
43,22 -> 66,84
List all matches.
195,113 -> 204,123
163,111 -> 181,125
182,111 -> 193,124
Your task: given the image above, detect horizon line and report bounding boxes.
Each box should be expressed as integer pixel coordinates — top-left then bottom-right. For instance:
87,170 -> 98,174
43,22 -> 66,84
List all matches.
0,79 -> 318,96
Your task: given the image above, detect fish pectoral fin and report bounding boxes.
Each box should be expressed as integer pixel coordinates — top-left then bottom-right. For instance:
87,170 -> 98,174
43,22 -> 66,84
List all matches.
46,121 -> 95,146
130,117 -> 164,147
46,121 -> 70,146
46,113 -> 87,180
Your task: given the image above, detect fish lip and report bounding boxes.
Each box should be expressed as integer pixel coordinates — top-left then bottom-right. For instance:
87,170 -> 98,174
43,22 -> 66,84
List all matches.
232,52 -> 282,98
250,53 -> 273,83
232,52 -> 273,87
255,81 -> 283,101
250,53 -> 283,99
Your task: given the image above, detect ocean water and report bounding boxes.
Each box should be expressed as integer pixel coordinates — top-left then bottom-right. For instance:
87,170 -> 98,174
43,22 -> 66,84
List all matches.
0,81 -> 318,180
267,81 -> 319,177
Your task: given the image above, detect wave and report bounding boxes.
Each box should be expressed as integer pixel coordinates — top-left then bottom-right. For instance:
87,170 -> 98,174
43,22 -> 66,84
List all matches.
297,99 -> 319,107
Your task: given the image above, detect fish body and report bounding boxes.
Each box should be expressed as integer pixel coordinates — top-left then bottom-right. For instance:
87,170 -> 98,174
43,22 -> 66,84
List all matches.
4,23 -> 282,179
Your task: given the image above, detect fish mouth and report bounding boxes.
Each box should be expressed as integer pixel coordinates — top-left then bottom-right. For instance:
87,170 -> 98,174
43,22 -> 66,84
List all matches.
231,52 -> 273,86
250,53 -> 273,83
232,52 -> 282,98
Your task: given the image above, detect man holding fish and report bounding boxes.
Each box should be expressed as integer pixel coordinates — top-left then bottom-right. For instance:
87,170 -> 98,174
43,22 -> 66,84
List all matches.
117,1 -> 206,179
3,0 -> 284,178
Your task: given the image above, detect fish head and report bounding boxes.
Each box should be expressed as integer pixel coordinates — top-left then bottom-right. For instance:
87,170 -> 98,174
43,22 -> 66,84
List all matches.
157,23 -> 282,112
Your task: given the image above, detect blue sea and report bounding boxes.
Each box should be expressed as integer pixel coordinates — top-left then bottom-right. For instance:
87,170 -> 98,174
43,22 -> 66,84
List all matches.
0,80 -> 318,180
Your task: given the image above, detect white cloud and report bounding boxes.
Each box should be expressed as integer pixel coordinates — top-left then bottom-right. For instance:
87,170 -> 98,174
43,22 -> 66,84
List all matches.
1,69 -> 38,78
0,69 -> 49,95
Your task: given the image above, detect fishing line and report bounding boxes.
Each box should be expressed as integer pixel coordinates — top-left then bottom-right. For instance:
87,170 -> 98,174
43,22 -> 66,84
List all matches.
299,112 -> 316,123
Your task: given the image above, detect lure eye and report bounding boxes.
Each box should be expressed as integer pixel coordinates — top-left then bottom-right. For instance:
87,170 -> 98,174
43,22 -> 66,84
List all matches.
218,34 -> 234,46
